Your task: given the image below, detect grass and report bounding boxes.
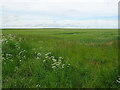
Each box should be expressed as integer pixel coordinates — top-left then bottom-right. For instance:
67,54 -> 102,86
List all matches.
2,29 -> 119,88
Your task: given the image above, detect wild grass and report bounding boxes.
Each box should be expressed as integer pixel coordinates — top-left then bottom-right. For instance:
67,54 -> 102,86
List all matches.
2,29 -> 119,88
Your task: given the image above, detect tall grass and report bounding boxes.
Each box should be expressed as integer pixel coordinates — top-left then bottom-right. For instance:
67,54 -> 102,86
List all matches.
2,29 -> 119,88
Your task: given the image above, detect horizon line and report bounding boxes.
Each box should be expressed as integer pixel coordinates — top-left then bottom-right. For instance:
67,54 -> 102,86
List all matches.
0,27 -> 118,29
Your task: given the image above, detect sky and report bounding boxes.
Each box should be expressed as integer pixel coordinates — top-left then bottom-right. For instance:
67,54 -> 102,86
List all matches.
0,0 -> 119,28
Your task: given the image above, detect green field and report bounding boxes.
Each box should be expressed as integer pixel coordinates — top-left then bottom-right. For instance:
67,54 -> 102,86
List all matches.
2,29 -> 119,88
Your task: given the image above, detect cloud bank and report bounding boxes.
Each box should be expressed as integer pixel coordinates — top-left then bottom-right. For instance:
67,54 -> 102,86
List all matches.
1,0 -> 119,28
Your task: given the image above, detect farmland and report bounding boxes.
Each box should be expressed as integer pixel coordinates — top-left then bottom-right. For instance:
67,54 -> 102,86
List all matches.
2,29 -> 119,88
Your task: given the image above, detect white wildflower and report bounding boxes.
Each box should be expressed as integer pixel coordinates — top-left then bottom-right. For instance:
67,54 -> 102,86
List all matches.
51,66 -> 56,69
43,60 -> 46,63
58,59 -> 61,62
45,56 -> 49,59
23,56 -> 26,58
10,59 -> 13,62
36,84 -> 41,88
19,37 -> 22,41
56,62 -> 61,67
45,52 -> 51,56
37,53 -> 41,56
117,77 -> 120,84
36,57 -> 40,60
59,57 -> 63,59
19,52 -> 22,55
52,58 -> 57,62
117,80 -> 120,83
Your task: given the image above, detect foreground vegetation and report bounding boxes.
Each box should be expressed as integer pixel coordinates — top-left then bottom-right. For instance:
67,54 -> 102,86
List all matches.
2,29 -> 119,88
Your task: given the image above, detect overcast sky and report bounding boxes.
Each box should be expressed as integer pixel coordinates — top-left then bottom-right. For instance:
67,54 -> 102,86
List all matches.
1,0 -> 119,28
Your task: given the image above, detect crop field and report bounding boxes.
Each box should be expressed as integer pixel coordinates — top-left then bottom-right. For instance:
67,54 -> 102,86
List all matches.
2,29 -> 119,88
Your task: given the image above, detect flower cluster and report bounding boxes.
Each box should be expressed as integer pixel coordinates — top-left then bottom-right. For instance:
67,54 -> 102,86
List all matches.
2,34 -> 16,44
2,34 -> 43,64
36,84 -> 41,88
34,52 -> 41,60
43,52 -> 67,70
2,34 -> 71,75
117,76 -> 120,84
